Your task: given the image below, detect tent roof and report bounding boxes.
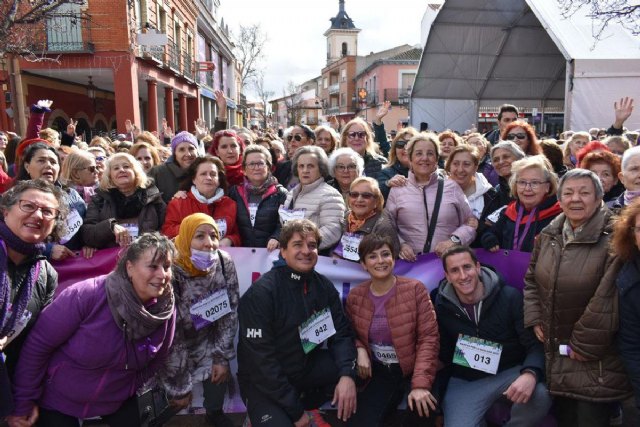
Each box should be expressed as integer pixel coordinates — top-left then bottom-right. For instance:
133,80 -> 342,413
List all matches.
412,0 -> 640,103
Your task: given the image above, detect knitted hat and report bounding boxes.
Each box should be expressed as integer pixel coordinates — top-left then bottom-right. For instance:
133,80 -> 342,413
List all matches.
170,131 -> 198,153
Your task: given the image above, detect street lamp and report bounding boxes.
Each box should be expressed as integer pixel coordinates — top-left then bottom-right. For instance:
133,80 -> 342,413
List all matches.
86,76 -> 96,100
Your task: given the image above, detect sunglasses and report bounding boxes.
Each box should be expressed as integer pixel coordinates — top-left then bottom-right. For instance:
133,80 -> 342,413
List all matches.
506,133 -> 527,141
95,156 -> 107,162
77,165 -> 98,173
395,140 -> 408,149
287,134 -> 305,142
348,191 -> 375,200
347,131 -> 367,140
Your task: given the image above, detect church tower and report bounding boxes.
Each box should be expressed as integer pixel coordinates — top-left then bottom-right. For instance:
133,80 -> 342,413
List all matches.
324,0 -> 360,65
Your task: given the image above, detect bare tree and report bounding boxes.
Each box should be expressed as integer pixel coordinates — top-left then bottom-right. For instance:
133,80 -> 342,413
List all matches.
0,0 -> 88,61
234,24 -> 267,92
283,81 -> 305,126
253,73 -> 275,129
558,0 -> 640,39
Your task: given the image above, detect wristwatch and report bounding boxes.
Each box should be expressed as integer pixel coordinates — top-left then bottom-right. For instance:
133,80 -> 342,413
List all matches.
450,235 -> 461,245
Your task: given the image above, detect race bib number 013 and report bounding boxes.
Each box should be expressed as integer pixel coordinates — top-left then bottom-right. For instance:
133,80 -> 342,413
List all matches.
299,307 -> 336,354
189,289 -> 232,330
453,334 -> 502,375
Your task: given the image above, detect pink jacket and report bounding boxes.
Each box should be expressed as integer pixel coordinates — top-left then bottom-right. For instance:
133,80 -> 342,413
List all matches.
385,171 -> 475,253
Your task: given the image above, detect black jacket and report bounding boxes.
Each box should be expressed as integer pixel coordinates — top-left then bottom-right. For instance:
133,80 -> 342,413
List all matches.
433,267 -> 544,385
617,257 -> 640,409
377,162 -> 409,201
228,182 -> 288,248
237,265 -> 356,421
362,151 -> 387,179
274,160 -> 294,189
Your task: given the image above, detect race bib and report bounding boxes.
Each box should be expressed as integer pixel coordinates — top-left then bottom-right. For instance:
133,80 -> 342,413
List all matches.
279,206 -> 306,225
121,223 -> 139,239
340,233 -> 362,262
248,203 -> 258,227
216,219 -> 227,238
370,343 -> 399,364
453,334 -> 502,374
59,209 -> 83,244
189,289 -> 232,330
299,307 -> 336,354
1,304 -> 32,347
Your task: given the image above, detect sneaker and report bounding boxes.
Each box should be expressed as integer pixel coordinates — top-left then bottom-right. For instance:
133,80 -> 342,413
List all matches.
205,410 -> 235,427
308,409 -> 331,427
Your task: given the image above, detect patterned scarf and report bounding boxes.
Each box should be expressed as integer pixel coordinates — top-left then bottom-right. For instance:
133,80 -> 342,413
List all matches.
244,175 -> 278,197
624,190 -> 640,207
0,219 -> 45,339
347,210 -> 377,233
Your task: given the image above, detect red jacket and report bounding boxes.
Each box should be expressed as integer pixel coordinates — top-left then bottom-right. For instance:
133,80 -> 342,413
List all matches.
162,191 -> 241,246
346,276 -> 439,390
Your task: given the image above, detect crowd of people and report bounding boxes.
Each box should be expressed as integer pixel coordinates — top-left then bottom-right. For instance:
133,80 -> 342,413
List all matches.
0,94 -> 639,427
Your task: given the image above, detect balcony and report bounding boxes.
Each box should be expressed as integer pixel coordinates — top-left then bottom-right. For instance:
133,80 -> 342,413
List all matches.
366,92 -> 378,107
383,88 -> 412,105
183,54 -> 194,81
328,83 -> 340,95
167,41 -> 180,71
30,12 -> 94,53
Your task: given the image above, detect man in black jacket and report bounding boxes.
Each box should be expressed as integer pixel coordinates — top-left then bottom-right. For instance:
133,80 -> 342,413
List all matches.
237,219 -> 357,426
433,246 -> 551,426
484,104 -> 519,145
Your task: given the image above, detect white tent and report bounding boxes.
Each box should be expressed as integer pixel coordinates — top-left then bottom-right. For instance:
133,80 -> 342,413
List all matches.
411,0 -> 640,133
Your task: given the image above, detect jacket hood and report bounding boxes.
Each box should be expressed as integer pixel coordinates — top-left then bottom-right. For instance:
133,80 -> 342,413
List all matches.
467,172 -> 493,202
437,265 -> 502,312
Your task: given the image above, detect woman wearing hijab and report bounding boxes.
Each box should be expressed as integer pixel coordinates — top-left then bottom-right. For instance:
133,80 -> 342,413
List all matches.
158,213 -> 239,427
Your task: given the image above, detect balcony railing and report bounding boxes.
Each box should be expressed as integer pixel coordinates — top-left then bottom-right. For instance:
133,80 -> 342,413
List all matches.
328,83 -> 340,95
167,41 -> 180,71
30,12 -> 94,53
183,54 -> 194,80
366,92 -> 378,106
383,88 -> 412,104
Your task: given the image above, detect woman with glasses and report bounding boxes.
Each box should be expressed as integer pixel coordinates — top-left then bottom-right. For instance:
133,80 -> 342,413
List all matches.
228,145 -> 288,250
334,177 -> 398,262
386,133 -> 476,260
82,153 -> 166,250
340,118 -> 387,179
274,124 -> 315,189
328,147 -> 365,201
377,128 -> 420,201
17,142 -> 87,261
481,155 -> 561,253
0,180 -> 67,417
502,120 -> 542,157
209,130 -> 246,187
87,147 -> 108,181
163,156 -> 240,248
282,146 -> 346,254
466,133 -> 499,186
129,141 -> 161,174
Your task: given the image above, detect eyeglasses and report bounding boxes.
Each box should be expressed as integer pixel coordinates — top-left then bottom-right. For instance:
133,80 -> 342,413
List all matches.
395,140 -> 408,149
76,165 -> 97,173
17,199 -> 59,219
348,191 -> 375,200
335,164 -> 357,172
347,131 -> 367,140
506,133 -> 527,141
287,134 -> 305,142
95,156 -> 106,162
246,161 -> 267,169
515,180 -> 548,190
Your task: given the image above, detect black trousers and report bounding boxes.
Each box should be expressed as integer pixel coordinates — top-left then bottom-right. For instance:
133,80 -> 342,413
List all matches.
553,396 -> 610,427
36,395 -> 139,427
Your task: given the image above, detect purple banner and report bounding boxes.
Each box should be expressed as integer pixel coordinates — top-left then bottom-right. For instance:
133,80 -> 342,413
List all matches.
52,247 -> 121,296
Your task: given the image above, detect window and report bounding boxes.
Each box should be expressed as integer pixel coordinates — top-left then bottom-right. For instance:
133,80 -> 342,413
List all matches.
158,6 -> 167,33
323,78 -> 328,89
341,93 -> 346,106
341,42 -> 347,56
341,69 -> 346,82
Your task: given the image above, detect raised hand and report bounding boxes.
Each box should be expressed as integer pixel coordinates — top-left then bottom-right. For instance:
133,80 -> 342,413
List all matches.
375,100 -> 392,124
613,97 -> 634,129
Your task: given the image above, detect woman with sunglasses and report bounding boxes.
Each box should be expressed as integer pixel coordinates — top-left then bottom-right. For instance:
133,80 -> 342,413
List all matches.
335,177 -> 399,262
340,118 -> 388,179
377,128 -> 420,201
328,147 -> 365,201
17,142 -> 87,261
0,180 -> 67,417
481,155 -> 561,253
274,124 -> 315,189
209,130 -> 246,187
59,150 -> 99,204
501,121 -> 541,157
228,145 -> 288,250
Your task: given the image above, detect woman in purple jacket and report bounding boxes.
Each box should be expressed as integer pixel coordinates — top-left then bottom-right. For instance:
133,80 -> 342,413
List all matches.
7,233 -> 176,427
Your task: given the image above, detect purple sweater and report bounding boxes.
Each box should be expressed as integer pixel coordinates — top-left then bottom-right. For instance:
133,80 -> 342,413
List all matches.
12,275 -> 176,418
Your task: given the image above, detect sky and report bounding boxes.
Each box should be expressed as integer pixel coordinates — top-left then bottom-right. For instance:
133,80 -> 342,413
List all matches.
218,0 -> 428,101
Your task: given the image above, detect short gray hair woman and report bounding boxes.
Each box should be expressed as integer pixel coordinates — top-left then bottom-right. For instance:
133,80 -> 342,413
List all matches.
611,145 -> 640,209
328,147 -> 365,199
291,145 -> 331,179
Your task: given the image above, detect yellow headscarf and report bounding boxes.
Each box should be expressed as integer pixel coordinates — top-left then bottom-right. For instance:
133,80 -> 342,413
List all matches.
174,213 -> 219,277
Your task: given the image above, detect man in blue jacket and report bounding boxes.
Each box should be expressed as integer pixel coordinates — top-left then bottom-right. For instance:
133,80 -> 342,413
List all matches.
433,246 -> 551,426
237,219 -> 357,426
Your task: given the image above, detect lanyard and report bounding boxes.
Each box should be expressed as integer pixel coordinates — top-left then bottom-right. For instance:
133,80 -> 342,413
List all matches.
512,205 -> 537,251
